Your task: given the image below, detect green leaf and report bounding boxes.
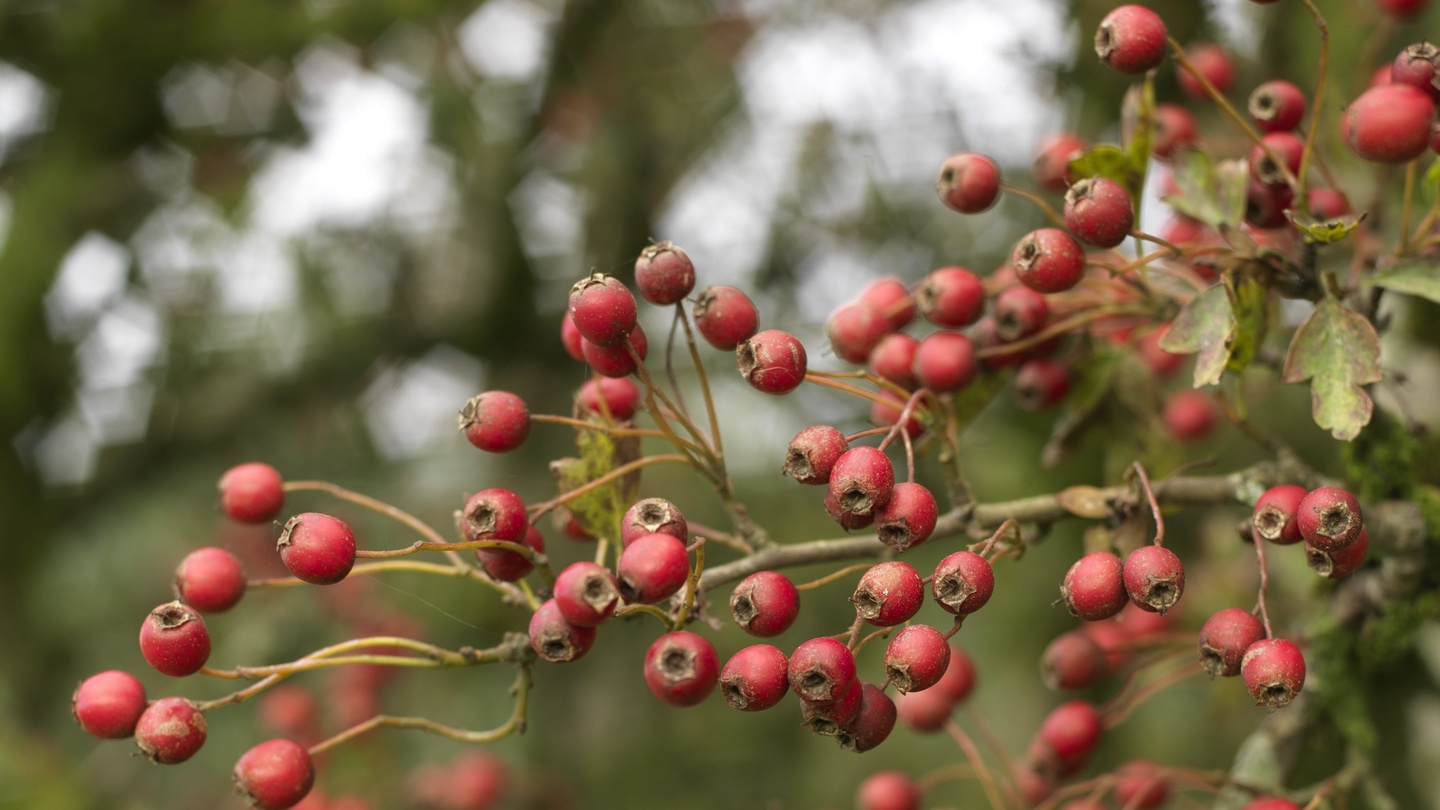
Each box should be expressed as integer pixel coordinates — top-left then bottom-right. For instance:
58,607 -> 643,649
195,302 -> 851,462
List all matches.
1281,297 -> 1382,441
1285,209 -> 1367,244
1162,148 -> 1246,230
1364,260 -> 1440,305
1120,78 -> 1155,199
1067,146 -> 1140,199
1159,283 -> 1235,387
1225,275 -> 1267,374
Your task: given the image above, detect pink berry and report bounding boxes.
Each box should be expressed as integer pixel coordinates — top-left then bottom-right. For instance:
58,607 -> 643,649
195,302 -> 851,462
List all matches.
643,631 -> 719,707
934,644 -> 977,702
1031,700 -> 1104,777
1013,358 -> 1071,411
826,302 -> 890,365
458,391 -> 530,453
233,738 -> 315,810
788,637 -> 857,704
559,311 -> 585,362
1296,486 -> 1363,551
931,550 -> 995,617
616,533 -> 690,604
1307,526 -> 1369,578
139,601 -> 211,677
459,487 -> 529,543
1198,607 -> 1265,678
720,644 -> 790,711
1034,133 -> 1086,190
852,561 -> 925,627
528,599 -> 596,663
935,152 -> 1001,214
730,570 -> 801,637
1040,631 -> 1108,691
694,285 -> 759,350
869,392 -> 926,439
72,670 -> 147,739
884,624 -> 951,694
860,277 -> 917,331
827,446 -> 895,521
1152,103 -> 1198,158
782,424 -> 849,485
1012,228 -> 1086,293
912,331 -> 977,393
567,273 -> 637,347
894,684 -> 954,732
1163,389 -> 1219,442
219,462 -> 285,524
278,513 -> 357,585
1064,176 -> 1134,248
1115,760 -> 1169,809
1094,5 -> 1167,74
634,241 -> 696,305
174,546 -> 247,613
1060,552 -> 1128,621
1345,84 -> 1436,163
1177,43 -> 1235,101
134,697 -> 207,764
857,771 -> 922,810
1249,79 -> 1308,132
873,481 -> 938,551
838,683 -> 897,752
1308,188 -> 1351,220
577,377 -> 641,421
621,497 -> 688,546
917,266 -> 985,328
738,329 -> 808,394
581,321 -> 648,377
868,333 -> 921,390
1393,43 -> 1440,102
553,561 -> 620,627
1253,484 -> 1307,545
1122,545 -> 1185,614
1241,638 -> 1306,708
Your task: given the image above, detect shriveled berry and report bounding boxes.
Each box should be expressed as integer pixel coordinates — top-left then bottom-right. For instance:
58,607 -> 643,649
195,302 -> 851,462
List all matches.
1241,638 -> 1305,708
738,329 -> 807,394
1040,631 -> 1107,691
577,377 -> 641,421
140,601 -> 211,677
72,670 -> 147,739
1060,552 -> 1127,621
1013,228 -> 1085,293
860,277 -> 916,331
1014,358 -> 1070,411
278,513 -> 357,585
1115,760 -> 1170,809
1296,486 -> 1363,551
1095,5 -> 1167,74
931,550 -> 994,618
918,266 -> 985,328
837,683 -> 897,752
1152,103 -> 1198,159
874,482 -> 938,551
459,488 -> 528,542
458,391 -> 530,453
782,424 -> 848,485
581,322 -> 648,377
1031,700 -> 1104,777
730,570 -> 801,637
935,152 -> 1001,214
634,241 -> 696,305
788,637 -> 857,704
1177,43 -> 1235,101
1034,133 -> 1086,191
1198,607 -> 1264,678
1123,545 -> 1185,614
1307,527 -> 1369,578
884,624 -> 951,694
1250,79 -> 1307,132
868,333 -> 921,390
616,533 -> 690,604
528,599 -> 596,663
720,644 -> 790,711
852,561 -> 925,626
174,547 -> 247,613
856,771 -> 922,810
234,738 -> 315,810
644,631 -> 719,707
1345,84 -> 1436,163
1253,484 -> 1307,545
1164,389 -> 1218,442
912,331 -> 977,393
1064,177 -> 1134,248
801,676 -> 863,736
621,497 -> 688,546
219,462 -> 285,524
694,285 -> 759,350
553,561 -> 620,627
135,697 -> 207,764
827,446 -> 895,520
567,273 -> 637,347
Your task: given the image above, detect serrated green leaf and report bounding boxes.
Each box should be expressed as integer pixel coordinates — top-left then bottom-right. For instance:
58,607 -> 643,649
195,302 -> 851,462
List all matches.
1364,260 -> 1440,304
1163,148 -> 1246,230
1285,209 -> 1367,244
1067,146 -> 1140,198
1158,283 -> 1235,387
1041,349 -> 1123,468
1281,298 -> 1381,441
1226,275 -> 1267,374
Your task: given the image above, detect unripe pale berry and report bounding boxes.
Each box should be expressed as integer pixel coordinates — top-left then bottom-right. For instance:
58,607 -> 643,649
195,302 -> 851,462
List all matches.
567,273 -> 637,347
234,738 -> 316,810
553,561 -> 620,627
738,329 -> 808,394
459,488 -> 528,542
577,377 -> 640,421
616,533 -> 690,604
935,152 -> 1001,214
918,266 -> 985,328
827,446 -> 895,520
782,424 -> 849,485
837,683 -> 897,752
1198,607 -> 1265,678
458,391 -> 530,453
633,241 -> 695,305
694,285 -> 759,350
174,546 -> 247,613
1253,484 -> 1307,545
581,322 -> 648,377
1307,527 -> 1369,578
720,644 -> 790,711
278,513 -> 357,585
1296,486 -> 1363,551
1249,79 -> 1307,132
1060,552 -> 1127,621
1064,176 -> 1134,248
868,333 -> 921,390
140,601 -> 211,677
931,550 -> 994,617
860,277 -> 916,331
219,462 -> 285,523
528,599 -> 596,663
1241,638 -> 1306,708
1040,631 -> 1107,691
644,631 -> 719,707
1152,103 -> 1198,158
852,561 -> 925,626
884,624 -> 951,694
621,497 -> 688,546
856,771 -> 922,810
72,670 -> 147,739
730,570 -> 801,637
788,637 -> 857,704
1094,5 -> 1167,74
1345,84 -> 1436,164
1177,43 -> 1235,101
873,482 -> 938,551
1012,228 -> 1085,293
135,697 -> 207,764
1034,133 -> 1086,191
1122,545 -> 1185,614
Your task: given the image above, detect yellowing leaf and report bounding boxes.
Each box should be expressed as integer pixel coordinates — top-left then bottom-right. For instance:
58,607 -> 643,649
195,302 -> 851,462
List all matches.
1285,210 -> 1367,244
1159,283 -> 1234,387
1281,298 -> 1381,441
1365,260 -> 1440,305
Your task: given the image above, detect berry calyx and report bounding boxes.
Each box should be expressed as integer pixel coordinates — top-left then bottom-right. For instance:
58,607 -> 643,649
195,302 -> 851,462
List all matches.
553,561 -> 621,627
139,601 -> 212,677
458,391 -> 531,453
935,152 -> 1001,214
931,550 -> 995,618
634,241 -> 696,305
1241,638 -> 1306,709
1253,484 -> 1308,545
72,670 -> 148,739
826,446 -> 895,521
621,497 -> 688,546
643,631 -> 719,707
694,285 -> 759,350
1307,527 -> 1369,578
135,697 -> 207,764
174,546 -> 247,613
1198,607 -> 1265,678
528,599 -> 596,663
788,637 -> 857,704
1060,552 -> 1127,621
234,738 -> 316,810
782,424 -> 849,485
873,481 -> 938,551
616,533 -> 690,604
1249,79 -> 1307,132
738,329 -> 808,394
277,513 -> 357,585
801,676 -> 863,736
219,462 -> 285,524
1094,5 -> 1167,74
1012,228 -> 1086,293
852,561 -> 925,626
1296,486 -> 1363,551
720,644 -> 790,712
730,570 -> 802,637
459,488 -> 528,542
567,273 -> 637,347
1122,545 -> 1185,614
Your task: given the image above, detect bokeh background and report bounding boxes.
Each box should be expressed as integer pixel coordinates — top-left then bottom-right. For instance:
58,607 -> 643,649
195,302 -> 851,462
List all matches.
5,0 -> 1440,807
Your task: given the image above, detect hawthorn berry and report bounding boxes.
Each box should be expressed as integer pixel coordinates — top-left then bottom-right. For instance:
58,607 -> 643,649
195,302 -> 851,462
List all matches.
553,561 -> 620,627
1034,133 -> 1086,191
1012,228 -> 1085,293
257,684 -> 320,742
1094,5 -> 1167,74
1198,606 -> 1265,678
917,266 -> 985,328
459,488 -> 528,542
852,561 -> 925,626
1308,187 -> 1351,220
581,322 -> 648,377
643,631 -> 719,707
826,302 -> 890,366
219,462 -> 285,524
1345,84 -> 1436,164
873,481 -> 938,551
616,533 -> 690,604
234,738 -> 316,810
801,676 -> 863,735
1163,389 -> 1219,442
837,683 -> 897,752
788,637 -> 857,704
782,424 -> 849,485
174,546 -> 247,613
827,446 -> 895,520
528,599 -> 596,663
935,152 -> 1001,214
1040,631 -> 1107,691
1377,0 -> 1428,18
559,311 -> 585,362
577,377 -> 641,421
893,684 -> 953,733
621,497 -> 688,546
1135,326 -> 1184,377
1031,700 -> 1104,777
869,392 -> 926,439
1241,638 -> 1306,708
1115,760 -> 1170,809
867,333 -> 921,390
931,550 -> 995,618
1177,43 -> 1235,101
1245,178 -> 1295,229
1297,486 -> 1363,551
1152,103 -> 1198,158
1253,484 -> 1307,545
934,644 -> 977,702
634,241 -> 696,305
1064,177 -> 1134,248
1307,527 -> 1369,578
694,285 -> 759,350
1243,799 -> 1302,810
825,489 -> 876,531
476,524 -> 543,582
140,601 -> 211,677
993,285 -> 1049,341
134,697 -> 207,764
278,513 -> 357,586
884,624 -> 951,694
912,331 -> 976,392
720,644 -> 790,711
1393,43 -> 1440,102
567,273 -> 637,347
860,277 -> 917,331
1013,358 -> 1071,411
1122,545 -> 1185,614
1248,131 -> 1304,187
1060,551 -> 1128,621
458,391 -> 530,453
1249,79 -> 1308,132
730,570 -> 801,637
856,771 -> 922,810
738,328 -> 808,394
72,670 -> 148,739
439,752 -> 509,810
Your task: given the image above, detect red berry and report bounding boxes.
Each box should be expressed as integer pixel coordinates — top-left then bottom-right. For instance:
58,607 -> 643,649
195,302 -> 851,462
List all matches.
931,550 -> 995,617
738,328 -> 808,394
1135,325 -> 1184,377
643,631 -> 719,707
567,273 -> 636,347
993,285 -> 1049,342
1163,389 -> 1219,442
1377,0 -> 1428,17
868,333 -> 921,390
1082,619 -> 1132,674
72,670 -> 147,739
1248,131 -> 1304,187
893,685 -> 954,732
1060,552 -> 1127,621
1040,631 -> 1107,691
1241,638 -> 1306,708
730,570 -> 801,637
860,277 -> 917,331
1012,228 -> 1085,293
1253,484 -> 1307,545
826,302 -> 890,365
134,697 -> 207,764
278,513 -> 357,585
801,676 -> 863,736
581,321 -> 648,377
1308,188 -> 1351,220
1177,43 -> 1235,101
852,561 -> 925,626
577,377 -> 641,421
139,601 -> 211,677
621,497 -> 688,546
782,424 -> 849,485
1244,179 -> 1295,229
884,624 -> 951,694
1249,79 -> 1308,132
856,771 -> 922,810
459,488 -> 528,542
825,488 -> 877,531
441,751 -> 509,810
476,526 -> 541,584
1198,607 -> 1265,678
219,462 -> 285,523
788,637 -> 857,704
917,266 -> 985,328
559,311 -> 585,362
1307,526 -> 1369,578
1094,5 -> 1167,74
234,738 -> 315,810
935,152 -> 1001,214
458,391 -> 530,453
1152,103 -> 1198,158
553,561 -> 620,627
634,241 -> 695,306
1296,486 -> 1363,551
1345,84 -> 1436,163
837,683 -> 897,752
720,644 -> 790,711
694,285 -> 759,350
934,644 -> 977,703
1013,358 -> 1071,411
528,599 -> 596,663
1243,799 -> 1302,810
1115,760 -> 1170,809
257,684 -> 320,741
869,392 -> 926,439
1064,176 -> 1134,248
1122,545 -> 1185,614
174,546 -> 247,613
1034,133 -> 1086,191
912,331 -> 977,392
873,481 -> 938,551
827,446 -> 895,521
1031,700 -> 1104,776
616,533 -> 690,604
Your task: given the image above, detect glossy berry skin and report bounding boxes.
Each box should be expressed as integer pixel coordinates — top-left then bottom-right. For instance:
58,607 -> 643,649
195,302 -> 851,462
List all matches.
993,285 -> 1049,342
852,561 -> 925,626
935,152 -> 1001,213
1012,228 -> 1085,293
1249,80 -> 1307,132
912,331 -> 976,392
174,547 -> 247,613
581,322 -> 648,377
931,550 -> 994,617
634,241 -> 696,305
738,329 -> 807,394
1307,527 -> 1369,578
1034,133 -> 1086,191
621,498 -> 688,546
1031,700 -> 1104,777
856,771 -> 922,810
826,302 -> 890,365
1253,484 -> 1307,545
782,424 -> 848,485
1152,103 -> 1198,158
1345,84 -> 1436,163
553,561 -> 620,627
1060,552 -> 1127,621
694,285 -> 759,350
460,488 -> 528,543
1164,389 -> 1219,442
1296,486 -> 1363,551
827,446 -> 895,520
72,670 -> 147,739
1249,131 -> 1304,187
1064,177 -> 1134,248
1013,358 -> 1070,411
458,391 -> 530,453
140,601 -> 211,677
135,697 -> 207,763
567,273 -> 636,347
1177,43 -> 1235,101
577,377 -> 641,421
874,482 -> 938,551
218,462 -> 285,523
1242,638 -> 1306,708
730,571 -> 801,637
788,637 -> 857,704
860,277 -> 917,331
1094,5 -> 1167,74
917,266 -> 985,328
528,599 -> 596,663
1123,545 -> 1185,614
719,644 -> 790,711
278,513 -> 356,585
1040,631 -> 1107,691
234,738 -> 315,810
1198,607 -> 1265,678
884,624 -> 951,693
644,631 -> 719,707
1115,760 -> 1170,809
1392,43 -> 1440,102
868,333 -> 921,390
837,683 -> 897,752
616,533 -> 689,604
801,676 -> 863,735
